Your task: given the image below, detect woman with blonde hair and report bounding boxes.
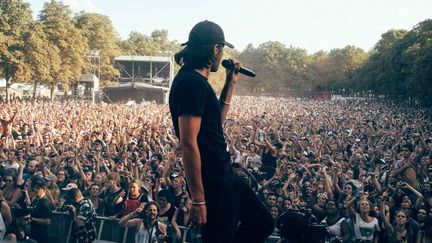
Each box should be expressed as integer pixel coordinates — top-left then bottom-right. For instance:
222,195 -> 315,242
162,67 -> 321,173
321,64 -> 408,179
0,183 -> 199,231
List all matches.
114,179 -> 148,217
347,196 -> 380,243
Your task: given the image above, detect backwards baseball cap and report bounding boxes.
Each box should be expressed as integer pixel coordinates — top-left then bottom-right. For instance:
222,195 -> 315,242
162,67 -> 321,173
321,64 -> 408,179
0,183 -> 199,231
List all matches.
181,20 -> 234,48
31,176 -> 46,189
62,183 -> 78,191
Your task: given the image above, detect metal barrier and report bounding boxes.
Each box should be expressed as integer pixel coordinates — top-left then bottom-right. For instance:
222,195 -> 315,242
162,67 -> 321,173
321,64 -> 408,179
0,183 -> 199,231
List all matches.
49,211 -> 281,243
49,212 -> 133,243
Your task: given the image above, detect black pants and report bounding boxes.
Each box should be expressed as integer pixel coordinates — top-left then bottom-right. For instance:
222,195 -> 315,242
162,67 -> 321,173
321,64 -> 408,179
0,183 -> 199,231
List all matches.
201,164 -> 274,243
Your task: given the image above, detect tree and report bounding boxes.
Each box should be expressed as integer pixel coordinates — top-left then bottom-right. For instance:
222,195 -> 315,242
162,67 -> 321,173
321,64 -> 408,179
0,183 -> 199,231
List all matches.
238,44 -> 264,93
120,29 -> 179,56
283,46 -> 311,90
120,31 -> 157,55
355,29 -> 407,98
400,20 -> 432,105
38,0 -> 87,98
150,29 -> 179,55
326,46 -> 368,93
75,12 -> 121,83
0,0 -> 33,102
307,51 -> 332,91
22,21 -> 61,98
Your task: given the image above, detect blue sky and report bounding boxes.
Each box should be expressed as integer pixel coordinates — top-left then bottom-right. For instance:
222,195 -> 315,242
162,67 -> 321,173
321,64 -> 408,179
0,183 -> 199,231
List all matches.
26,0 -> 432,53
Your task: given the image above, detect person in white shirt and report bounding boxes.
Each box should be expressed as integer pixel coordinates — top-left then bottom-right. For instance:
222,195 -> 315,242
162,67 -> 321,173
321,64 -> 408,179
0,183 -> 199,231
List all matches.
118,201 -> 167,243
347,197 -> 380,243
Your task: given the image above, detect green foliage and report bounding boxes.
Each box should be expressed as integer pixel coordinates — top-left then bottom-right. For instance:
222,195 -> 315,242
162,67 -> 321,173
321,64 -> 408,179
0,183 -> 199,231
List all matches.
401,20 -> 432,105
0,0 -> 33,86
74,12 -> 121,83
120,30 -> 179,56
239,41 -> 320,92
38,0 -> 87,93
354,29 -> 407,97
326,46 -> 369,92
353,21 -> 432,106
22,21 -> 61,85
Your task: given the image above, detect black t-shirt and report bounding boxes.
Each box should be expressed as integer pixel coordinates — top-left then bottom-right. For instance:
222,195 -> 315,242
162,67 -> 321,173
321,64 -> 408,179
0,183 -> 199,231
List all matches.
158,204 -> 176,225
169,66 -> 230,171
29,195 -> 52,243
261,149 -> 277,180
100,188 -> 124,216
171,190 -> 187,208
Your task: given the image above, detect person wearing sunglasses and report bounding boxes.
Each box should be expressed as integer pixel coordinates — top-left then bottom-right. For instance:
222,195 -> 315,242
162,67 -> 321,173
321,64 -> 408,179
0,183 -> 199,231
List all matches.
1,173 -> 21,206
5,207 -> 34,242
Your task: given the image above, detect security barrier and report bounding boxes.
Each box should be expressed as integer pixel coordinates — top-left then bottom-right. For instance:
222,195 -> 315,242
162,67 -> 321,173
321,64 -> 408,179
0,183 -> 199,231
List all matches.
48,211 -> 280,243
49,212 -> 134,243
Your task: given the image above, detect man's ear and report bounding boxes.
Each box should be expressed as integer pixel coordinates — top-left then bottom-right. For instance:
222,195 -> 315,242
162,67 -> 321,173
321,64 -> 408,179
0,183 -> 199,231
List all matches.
214,44 -> 221,55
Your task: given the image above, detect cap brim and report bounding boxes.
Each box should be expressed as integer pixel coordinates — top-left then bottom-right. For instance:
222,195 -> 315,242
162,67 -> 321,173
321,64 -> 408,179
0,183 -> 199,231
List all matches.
224,41 -> 234,49
181,41 -> 234,49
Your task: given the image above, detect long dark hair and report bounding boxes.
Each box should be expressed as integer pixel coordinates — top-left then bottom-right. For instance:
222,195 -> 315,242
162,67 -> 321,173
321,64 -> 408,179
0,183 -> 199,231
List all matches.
142,201 -> 160,229
394,210 -> 415,242
174,44 -> 217,69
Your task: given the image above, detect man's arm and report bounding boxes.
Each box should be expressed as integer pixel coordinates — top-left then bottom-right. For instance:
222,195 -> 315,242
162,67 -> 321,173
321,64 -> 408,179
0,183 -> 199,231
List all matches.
219,81 -> 236,123
389,160 -> 410,177
178,115 -> 206,226
31,217 -> 51,225
218,60 -> 240,123
6,111 -> 17,124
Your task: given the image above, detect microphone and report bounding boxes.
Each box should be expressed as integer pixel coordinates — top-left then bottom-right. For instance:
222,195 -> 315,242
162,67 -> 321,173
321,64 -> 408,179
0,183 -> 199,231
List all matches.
221,60 -> 256,77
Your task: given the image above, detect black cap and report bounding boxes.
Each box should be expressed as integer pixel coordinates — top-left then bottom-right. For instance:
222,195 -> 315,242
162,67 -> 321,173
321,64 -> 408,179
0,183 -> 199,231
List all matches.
181,20 -> 234,48
31,176 -> 46,189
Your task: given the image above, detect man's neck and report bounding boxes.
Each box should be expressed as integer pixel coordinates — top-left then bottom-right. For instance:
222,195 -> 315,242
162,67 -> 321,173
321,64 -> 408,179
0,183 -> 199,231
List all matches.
396,225 -> 405,231
174,187 -> 182,195
194,68 -> 210,78
110,185 -> 120,192
76,196 -> 84,203
37,192 -> 46,199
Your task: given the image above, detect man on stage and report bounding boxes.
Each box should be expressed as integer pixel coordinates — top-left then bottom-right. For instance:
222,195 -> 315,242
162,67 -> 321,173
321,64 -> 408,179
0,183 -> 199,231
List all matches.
169,20 -> 274,243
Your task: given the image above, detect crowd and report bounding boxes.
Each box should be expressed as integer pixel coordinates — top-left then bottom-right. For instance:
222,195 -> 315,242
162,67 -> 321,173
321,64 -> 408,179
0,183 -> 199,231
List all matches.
0,96 -> 431,243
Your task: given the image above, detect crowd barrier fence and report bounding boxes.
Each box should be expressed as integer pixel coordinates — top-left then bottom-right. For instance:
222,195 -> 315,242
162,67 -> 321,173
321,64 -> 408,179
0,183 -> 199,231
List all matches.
48,211 -> 281,243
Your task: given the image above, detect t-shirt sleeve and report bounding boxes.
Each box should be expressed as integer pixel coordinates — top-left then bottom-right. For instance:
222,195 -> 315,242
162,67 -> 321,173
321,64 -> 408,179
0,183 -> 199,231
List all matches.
38,199 -> 53,219
176,78 -> 207,117
140,194 -> 148,203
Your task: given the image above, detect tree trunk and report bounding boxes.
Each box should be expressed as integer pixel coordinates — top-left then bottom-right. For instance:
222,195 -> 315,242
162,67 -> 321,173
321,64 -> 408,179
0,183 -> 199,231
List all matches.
33,81 -> 37,99
5,78 -> 10,103
50,85 -> 55,101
